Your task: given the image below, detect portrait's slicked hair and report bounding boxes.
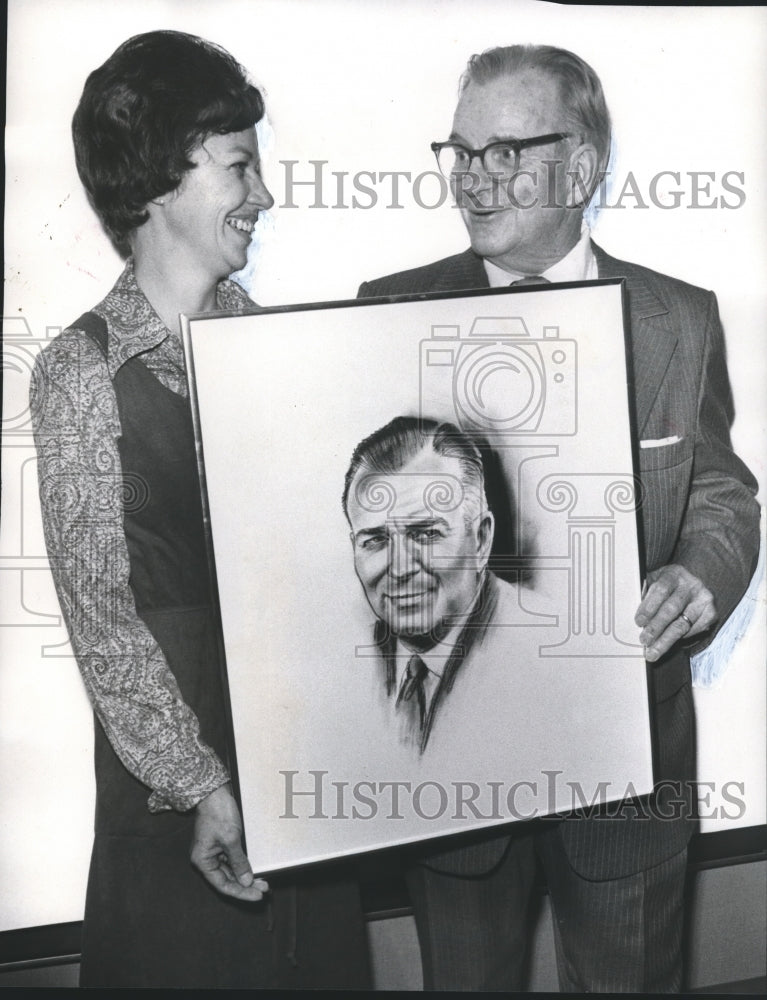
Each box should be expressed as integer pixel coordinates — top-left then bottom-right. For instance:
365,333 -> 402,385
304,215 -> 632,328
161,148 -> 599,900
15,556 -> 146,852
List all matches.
460,44 -> 612,179
72,30 -> 266,249
342,416 -> 487,524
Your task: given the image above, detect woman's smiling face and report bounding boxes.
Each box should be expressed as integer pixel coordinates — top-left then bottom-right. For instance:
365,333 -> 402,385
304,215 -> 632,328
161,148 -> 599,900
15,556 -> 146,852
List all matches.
161,127 -> 274,283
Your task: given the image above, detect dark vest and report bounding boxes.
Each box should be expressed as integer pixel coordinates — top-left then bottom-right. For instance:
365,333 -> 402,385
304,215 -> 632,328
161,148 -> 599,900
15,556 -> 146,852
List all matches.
76,311 -> 232,836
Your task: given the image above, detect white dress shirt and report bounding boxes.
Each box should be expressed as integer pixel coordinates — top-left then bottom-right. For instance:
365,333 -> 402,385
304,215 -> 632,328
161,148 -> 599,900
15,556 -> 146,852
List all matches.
483,223 -> 598,286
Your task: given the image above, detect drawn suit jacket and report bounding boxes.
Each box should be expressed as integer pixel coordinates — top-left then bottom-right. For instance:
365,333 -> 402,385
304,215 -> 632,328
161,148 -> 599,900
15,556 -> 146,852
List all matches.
373,571 -> 505,755
358,243 -> 760,879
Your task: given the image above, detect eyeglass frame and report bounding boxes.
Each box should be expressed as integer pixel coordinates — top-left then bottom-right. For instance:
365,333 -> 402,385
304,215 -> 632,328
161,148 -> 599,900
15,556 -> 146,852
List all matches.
430,133 -> 573,178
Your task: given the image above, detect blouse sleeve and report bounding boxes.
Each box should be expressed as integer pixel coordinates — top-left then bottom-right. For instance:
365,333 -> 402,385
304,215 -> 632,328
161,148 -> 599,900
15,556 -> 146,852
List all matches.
30,330 -> 230,812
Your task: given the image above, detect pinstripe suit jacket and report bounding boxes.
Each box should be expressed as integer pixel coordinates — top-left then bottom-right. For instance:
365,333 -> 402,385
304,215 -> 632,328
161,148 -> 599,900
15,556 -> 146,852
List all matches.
358,243 -> 759,879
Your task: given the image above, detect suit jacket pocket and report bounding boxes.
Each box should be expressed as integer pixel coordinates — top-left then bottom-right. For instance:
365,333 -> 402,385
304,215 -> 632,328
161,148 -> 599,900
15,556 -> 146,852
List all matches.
638,435 -> 693,472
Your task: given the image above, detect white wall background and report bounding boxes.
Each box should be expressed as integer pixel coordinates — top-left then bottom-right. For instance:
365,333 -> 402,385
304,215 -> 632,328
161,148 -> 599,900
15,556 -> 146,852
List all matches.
2,0 -> 765,932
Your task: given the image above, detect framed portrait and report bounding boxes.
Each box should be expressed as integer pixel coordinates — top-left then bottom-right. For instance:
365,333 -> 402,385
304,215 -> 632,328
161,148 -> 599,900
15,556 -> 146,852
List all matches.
183,280 -> 655,873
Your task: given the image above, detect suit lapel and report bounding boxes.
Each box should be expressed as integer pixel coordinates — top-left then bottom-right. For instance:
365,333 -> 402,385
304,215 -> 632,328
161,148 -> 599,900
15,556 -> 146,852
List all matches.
441,242 -> 678,433
421,572 -> 499,752
432,248 -> 489,293
592,243 -> 678,433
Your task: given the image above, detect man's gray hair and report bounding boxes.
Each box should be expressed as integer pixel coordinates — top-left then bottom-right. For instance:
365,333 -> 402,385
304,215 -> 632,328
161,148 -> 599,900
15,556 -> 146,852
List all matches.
460,44 -> 612,181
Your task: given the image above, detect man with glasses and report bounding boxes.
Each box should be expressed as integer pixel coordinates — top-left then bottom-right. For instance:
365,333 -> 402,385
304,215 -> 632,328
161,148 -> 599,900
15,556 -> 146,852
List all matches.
358,44 -> 759,992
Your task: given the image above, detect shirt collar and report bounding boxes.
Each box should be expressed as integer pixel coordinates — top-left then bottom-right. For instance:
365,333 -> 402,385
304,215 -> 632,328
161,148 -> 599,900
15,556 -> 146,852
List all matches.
395,630 -> 452,681
483,223 -> 597,287
95,257 -> 255,378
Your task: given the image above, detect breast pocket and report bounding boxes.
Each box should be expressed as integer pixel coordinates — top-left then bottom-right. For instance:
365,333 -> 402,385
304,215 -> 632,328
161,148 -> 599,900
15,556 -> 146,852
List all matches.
638,435 -> 693,471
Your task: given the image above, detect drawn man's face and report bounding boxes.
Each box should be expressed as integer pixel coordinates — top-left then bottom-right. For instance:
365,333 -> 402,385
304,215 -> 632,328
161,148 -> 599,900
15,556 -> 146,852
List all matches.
347,448 -> 494,642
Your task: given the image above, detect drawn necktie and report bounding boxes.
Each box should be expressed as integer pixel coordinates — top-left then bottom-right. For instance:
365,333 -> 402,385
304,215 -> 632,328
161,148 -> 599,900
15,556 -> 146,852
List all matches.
396,654 -> 428,740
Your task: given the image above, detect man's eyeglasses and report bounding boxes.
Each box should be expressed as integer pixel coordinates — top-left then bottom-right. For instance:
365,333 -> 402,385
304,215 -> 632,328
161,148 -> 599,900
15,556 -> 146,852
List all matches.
431,134 -> 572,179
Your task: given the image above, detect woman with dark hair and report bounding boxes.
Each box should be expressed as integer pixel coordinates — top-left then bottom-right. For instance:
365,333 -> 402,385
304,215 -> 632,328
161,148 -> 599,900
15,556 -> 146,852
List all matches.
30,31 -> 369,989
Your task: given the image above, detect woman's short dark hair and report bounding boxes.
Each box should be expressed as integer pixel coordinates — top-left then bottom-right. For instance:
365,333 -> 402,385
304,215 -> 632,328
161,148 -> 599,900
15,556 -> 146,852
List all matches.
72,30 -> 266,248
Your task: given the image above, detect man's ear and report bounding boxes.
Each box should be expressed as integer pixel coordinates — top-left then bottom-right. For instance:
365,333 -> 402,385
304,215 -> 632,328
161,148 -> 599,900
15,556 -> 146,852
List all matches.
476,510 -> 495,569
566,142 -> 600,208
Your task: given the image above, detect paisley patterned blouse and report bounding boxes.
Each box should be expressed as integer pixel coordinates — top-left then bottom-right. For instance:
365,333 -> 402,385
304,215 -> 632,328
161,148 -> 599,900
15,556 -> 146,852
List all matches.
30,260 -> 254,813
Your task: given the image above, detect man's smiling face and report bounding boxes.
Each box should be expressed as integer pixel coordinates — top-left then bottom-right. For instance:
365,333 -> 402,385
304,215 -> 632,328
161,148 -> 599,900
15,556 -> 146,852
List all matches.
450,69 -> 580,275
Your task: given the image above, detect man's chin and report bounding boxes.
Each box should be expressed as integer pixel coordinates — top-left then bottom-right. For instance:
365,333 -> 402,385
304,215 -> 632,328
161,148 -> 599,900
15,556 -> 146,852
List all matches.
391,619 -> 435,638
463,217 -> 518,259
